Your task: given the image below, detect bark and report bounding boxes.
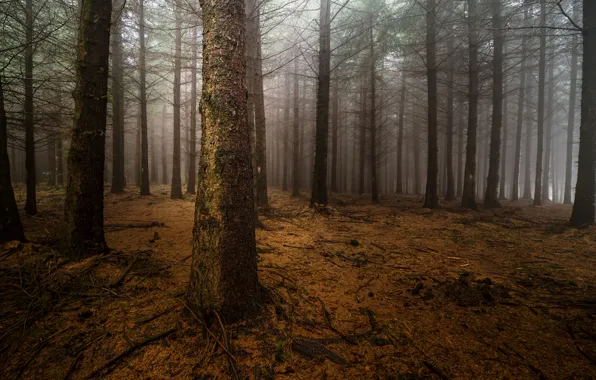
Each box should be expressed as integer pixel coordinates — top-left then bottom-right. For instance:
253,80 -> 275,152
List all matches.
139,0 -> 150,195
484,0 -> 503,208
188,22 -> 198,195
62,0 -> 111,259
424,0 -> 439,209
413,105 -> 421,195
0,77 -> 26,243
24,0 -> 36,215
111,0 -> 126,194
136,115 -> 141,187
462,0 -> 478,210
512,9 -> 528,201
570,0 -> 595,226
253,10 -> 268,206
369,12 -> 379,204
47,133 -> 56,186
533,1 -> 546,206
151,122 -> 158,183
359,74 -> 367,195
396,74 -> 406,194
565,1 -> 580,204
292,52 -> 301,196
330,77 -> 339,193
171,0 -> 182,199
310,0 -> 331,206
542,46 -> 555,202
188,0 -> 261,322
161,104 -> 168,185
499,81 -> 508,200
523,68 -> 533,200
457,98 -> 465,198
445,37 -> 455,201
282,73 -> 290,192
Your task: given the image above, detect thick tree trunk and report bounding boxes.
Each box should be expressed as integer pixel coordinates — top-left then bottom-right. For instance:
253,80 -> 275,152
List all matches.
139,0 -> 150,195
396,74 -> 406,194
62,0 -> 111,259
311,0 -> 331,206
171,0 -> 183,199
188,23 -> 198,195
111,0 -> 126,194
188,0 -> 261,322
462,0 -> 478,209
484,0 -> 503,208
570,0 -> 595,226
24,0 -> 36,215
533,1 -> 547,206
512,12 -> 528,201
292,53 -> 301,196
564,3 -> 580,204
424,0 -> 439,208
0,78 -> 26,243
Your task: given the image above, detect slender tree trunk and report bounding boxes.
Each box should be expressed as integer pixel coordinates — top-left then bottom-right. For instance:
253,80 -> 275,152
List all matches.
188,0 -> 261,322
330,77 -> 339,193
445,38 -> 455,201
311,0 -> 331,206
282,73 -> 290,192
24,0 -> 36,215
512,11 -> 528,201
457,98 -> 465,197
253,12 -> 268,205
413,105 -> 421,195
462,0 -> 478,209
542,47 -> 555,202
369,13 -> 379,204
136,115 -> 141,187
292,52 -> 301,196
499,81 -> 508,200
396,74 -> 406,194
62,0 -> 111,259
171,0 -> 183,199
188,22 -> 198,195
161,104 -> 168,185
523,71 -> 533,200
139,0 -> 150,195
359,75 -> 367,195
564,1 -> 580,204
0,77 -> 26,242
533,0 -> 546,206
56,135 -> 64,186
151,122 -> 158,183
570,0 -> 595,225
424,0 -> 439,208
484,0 -> 503,208
111,0 -> 126,193
47,133 -> 56,186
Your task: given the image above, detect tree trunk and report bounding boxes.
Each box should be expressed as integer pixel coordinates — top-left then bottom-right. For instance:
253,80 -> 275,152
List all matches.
424,0 -> 439,208
462,0 -> 478,209
188,0 -> 261,322
311,0 -> 331,206
359,75 -> 367,195
413,105 -> 421,195
542,46 -> 555,202
445,38 -> 455,201
138,0 -> 150,195
62,0 -> 111,259
330,76 -> 339,193
292,51 -> 301,196
369,13 -> 379,204
0,77 -> 26,243
24,0 -> 36,215
512,9 -> 528,201
564,1 -> 580,204
161,104 -> 168,185
111,0 -> 126,194
396,74 -> 405,194
499,80 -> 508,200
253,12 -> 268,205
570,0 -> 595,226
533,0 -> 546,206
171,0 -> 183,199
457,98 -> 465,198
523,72 -> 533,200
282,73 -> 290,192
47,133 -> 56,186
188,22 -> 198,195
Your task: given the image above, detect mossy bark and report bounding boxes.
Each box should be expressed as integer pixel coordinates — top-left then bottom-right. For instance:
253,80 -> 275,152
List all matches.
188,0 -> 261,323
62,0 -> 111,260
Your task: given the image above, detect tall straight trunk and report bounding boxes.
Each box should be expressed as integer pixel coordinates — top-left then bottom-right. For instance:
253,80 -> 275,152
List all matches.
47,133 -> 56,186
445,38 -> 455,201
533,0 -> 546,206
282,73 -> 290,192
139,0 -> 150,195
542,47 -> 555,202
187,23 -> 198,195
512,10 -> 528,201
311,0 -> 331,205
523,71 -> 533,199
62,0 -> 111,259
56,135 -> 64,186
570,0 -> 595,226
564,1 -> 580,204
0,77 -> 26,242
424,0 -> 439,208
484,0 -> 503,208
253,11 -> 268,205
111,0 -> 125,193
188,0 -> 261,322
161,104 -> 168,184
136,115 -> 141,187
151,122 -> 158,183
457,98 -> 465,197
499,81 -> 508,200
462,0 -> 478,209
171,0 -> 182,199
396,74 -> 406,193
413,106 -> 421,195
369,13 -> 379,204
292,53 -> 301,196
24,0 -> 36,215
359,76 -> 367,195
330,77 -> 339,193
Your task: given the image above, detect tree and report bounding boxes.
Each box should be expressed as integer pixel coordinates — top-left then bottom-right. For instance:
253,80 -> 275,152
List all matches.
111,0 -> 126,194
445,37 -> 456,201
396,74 -> 406,194
292,51 -> 301,196
570,0 -> 594,226
533,0 -> 547,206
369,12 -> 379,204
0,76 -> 25,243
187,20 -> 198,195
24,0 -> 36,215
62,0 -> 111,259
424,0 -> 439,209
564,0 -> 580,204
512,4 -> 528,201
188,0 -> 261,322
484,0 -> 503,208
171,0 -> 183,199
462,0 -> 478,210
139,0 -> 150,196
311,0 -> 331,206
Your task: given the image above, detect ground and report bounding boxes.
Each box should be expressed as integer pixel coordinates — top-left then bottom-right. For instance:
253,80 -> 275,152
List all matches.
1,184 -> 596,379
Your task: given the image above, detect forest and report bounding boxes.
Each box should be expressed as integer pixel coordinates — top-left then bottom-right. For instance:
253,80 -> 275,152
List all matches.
0,0 -> 595,378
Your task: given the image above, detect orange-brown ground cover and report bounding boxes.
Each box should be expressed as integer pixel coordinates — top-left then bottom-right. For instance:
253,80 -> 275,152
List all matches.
1,185 -> 596,379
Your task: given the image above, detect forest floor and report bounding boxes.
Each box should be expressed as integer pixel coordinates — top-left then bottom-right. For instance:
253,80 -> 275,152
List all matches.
2,185 -> 596,379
